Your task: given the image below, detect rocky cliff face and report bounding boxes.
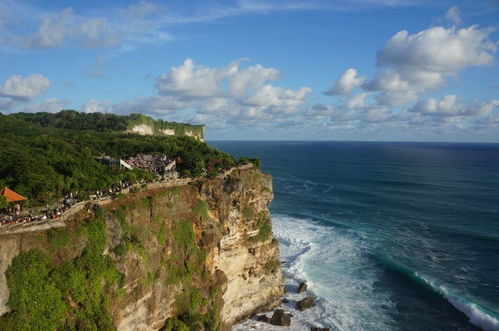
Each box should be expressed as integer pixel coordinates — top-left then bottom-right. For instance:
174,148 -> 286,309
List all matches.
0,167 -> 283,330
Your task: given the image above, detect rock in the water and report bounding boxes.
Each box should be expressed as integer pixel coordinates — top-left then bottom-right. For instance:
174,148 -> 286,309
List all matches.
296,297 -> 315,311
256,315 -> 269,323
270,309 -> 291,326
282,298 -> 289,304
297,282 -> 307,293
311,328 -> 330,331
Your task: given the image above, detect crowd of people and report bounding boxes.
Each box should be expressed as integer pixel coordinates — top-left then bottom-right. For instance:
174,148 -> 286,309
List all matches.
0,179 -> 146,227
0,197 -> 73,226
123,154 -> 176,175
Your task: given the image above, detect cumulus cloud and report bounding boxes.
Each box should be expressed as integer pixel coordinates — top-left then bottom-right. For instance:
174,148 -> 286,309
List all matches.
361,25 -> 497,106
156,59 -> 233,98
110,58 -> 312,128
82,99 -> 111,113
325,68 -> 365,96
0,74 -> 50,100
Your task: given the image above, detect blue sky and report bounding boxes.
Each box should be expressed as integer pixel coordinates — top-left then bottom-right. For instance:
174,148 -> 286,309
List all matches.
0,0 -> 498,141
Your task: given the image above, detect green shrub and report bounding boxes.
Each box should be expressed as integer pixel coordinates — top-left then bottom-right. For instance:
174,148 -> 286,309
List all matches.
47,228 -> 70,251
1,249 -> 67,331
248,212 -> 272,242
192,201 -> 211,222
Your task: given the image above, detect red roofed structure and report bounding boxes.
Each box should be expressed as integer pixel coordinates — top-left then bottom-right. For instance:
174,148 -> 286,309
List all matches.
0,187 -> 27,203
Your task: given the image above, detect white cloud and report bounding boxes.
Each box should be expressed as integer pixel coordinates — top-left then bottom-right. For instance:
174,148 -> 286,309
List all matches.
82,99 -> 111,113
0,74 -> 50,100
411,95 -> 499,117
346,93 -> 368,108
363,25 -> 497,106
79,18 -> 120,48
156,58 -> 232,98
27,7 -> 120,49
228,63 -> 280,96
23,98 -> 71,113
445,6 -> 462,25
245,85 -> 311,114
30,7 -> 73,48
377,26 -> 495,73
110,58 -> 312,128
325,68 -> 365,96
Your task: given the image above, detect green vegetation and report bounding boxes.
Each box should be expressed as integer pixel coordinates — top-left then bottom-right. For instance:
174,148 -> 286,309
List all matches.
0,111 -> 248,205
192,201 -> 211,222
47,228 -> 70,251
0,195 -> 8,209
0,249 -> 67,331
9,110 -> 204,139
237,157 -> 261,169
0,214 -> 123,331
264,259 -> 280,272
248,212 -> 272,242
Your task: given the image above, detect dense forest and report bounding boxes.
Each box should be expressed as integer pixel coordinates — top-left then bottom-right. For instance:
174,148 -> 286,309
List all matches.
0,112 -> 256,205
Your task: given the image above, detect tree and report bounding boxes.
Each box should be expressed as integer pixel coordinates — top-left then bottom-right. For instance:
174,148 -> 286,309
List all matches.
0,195 -> 8,209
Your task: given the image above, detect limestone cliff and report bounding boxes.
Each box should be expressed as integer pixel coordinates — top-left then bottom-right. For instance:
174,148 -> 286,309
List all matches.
0,167 -> 283,330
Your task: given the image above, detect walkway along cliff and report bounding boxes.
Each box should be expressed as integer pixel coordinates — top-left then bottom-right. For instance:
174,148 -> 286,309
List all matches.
0,166 -> 284,330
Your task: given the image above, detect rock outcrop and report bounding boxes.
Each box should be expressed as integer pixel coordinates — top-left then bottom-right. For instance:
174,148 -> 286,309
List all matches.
297,282 -> 307,293
0,166 -> 283,330
297,297 -> 315,311
269,309 -> 291,326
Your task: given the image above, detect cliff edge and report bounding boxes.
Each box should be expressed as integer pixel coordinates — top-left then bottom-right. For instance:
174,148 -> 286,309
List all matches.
0,166 -> 283,330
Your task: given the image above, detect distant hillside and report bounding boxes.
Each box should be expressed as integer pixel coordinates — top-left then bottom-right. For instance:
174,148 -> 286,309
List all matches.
8,110 -> 205,140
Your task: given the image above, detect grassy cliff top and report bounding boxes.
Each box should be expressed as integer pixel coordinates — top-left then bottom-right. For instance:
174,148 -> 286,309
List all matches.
6,110 -> 204,138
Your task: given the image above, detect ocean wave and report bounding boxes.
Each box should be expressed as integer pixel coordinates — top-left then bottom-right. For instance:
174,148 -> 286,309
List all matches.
376,256 -> 499,331
417,274 -> 499,331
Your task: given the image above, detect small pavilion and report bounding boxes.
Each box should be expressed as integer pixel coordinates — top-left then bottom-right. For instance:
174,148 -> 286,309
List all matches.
0,187 -> 27,203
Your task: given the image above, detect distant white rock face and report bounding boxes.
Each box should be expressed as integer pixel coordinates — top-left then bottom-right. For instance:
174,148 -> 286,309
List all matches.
185,130 -> 204,141
161,129 -> 175,136
130,124 -> 154,135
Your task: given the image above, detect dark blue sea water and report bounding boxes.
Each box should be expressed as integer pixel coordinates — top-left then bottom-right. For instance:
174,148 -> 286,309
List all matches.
212,141 -> 499,331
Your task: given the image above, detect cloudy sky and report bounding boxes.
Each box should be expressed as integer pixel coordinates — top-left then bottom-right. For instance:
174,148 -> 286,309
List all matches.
0,0 -> 498,141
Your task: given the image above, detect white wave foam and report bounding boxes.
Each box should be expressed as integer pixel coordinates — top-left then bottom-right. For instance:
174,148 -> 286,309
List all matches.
416,273 -> 499,331
234,215 -> 395,331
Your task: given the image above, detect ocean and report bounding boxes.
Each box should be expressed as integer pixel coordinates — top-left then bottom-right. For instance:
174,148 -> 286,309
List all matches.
211,141 -> 499,331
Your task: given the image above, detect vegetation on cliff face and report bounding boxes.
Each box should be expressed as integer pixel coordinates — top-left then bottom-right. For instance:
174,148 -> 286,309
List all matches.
0,191 -> 225,330
0,111 -> 244,205
248,211 -> 272,242
0,210 -> 123,330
